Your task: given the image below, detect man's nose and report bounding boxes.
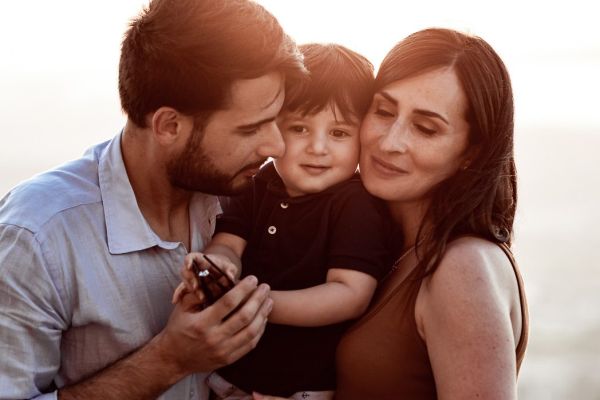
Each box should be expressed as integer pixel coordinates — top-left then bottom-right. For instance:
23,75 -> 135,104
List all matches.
258,122 -> 285,158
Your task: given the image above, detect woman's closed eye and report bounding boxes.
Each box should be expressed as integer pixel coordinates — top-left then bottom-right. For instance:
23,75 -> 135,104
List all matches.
374,107 -> 395,118
415,123 -> 437,135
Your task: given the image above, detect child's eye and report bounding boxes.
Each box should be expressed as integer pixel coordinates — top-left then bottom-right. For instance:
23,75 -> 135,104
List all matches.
330,129 -> 350,138
288,125 -> 308,134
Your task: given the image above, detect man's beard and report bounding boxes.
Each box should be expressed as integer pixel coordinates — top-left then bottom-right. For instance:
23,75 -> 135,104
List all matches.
167,129 -> 260,196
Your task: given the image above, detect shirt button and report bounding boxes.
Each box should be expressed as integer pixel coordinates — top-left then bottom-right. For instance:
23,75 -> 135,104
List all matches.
280,202 -> 289,209
268,226 -> 277,234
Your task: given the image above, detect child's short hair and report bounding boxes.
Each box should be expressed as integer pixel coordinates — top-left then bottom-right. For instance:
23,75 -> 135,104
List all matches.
283,43 -> 374,122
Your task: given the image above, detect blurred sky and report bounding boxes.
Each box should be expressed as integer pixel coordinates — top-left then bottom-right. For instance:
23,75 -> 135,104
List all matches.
0,0 -> 598,173
1,1 -> 599,398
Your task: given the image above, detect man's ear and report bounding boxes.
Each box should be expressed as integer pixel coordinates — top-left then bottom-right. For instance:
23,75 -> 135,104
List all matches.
150,107 -> 194,146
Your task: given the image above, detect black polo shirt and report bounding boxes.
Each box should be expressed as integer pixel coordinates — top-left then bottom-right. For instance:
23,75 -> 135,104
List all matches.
216,162 -> 393,396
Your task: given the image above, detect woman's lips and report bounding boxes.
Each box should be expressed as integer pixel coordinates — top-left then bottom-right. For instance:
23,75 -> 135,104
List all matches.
370,155 -> 408,176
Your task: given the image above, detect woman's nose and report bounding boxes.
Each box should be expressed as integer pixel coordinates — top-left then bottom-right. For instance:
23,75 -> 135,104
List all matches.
379,121 -> 408,154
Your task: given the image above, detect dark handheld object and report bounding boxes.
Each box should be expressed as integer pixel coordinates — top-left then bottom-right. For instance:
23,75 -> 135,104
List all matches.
190,255 -> 236,307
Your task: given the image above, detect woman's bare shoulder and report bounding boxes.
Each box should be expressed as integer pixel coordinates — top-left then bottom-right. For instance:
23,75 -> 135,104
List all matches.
438,236 -> 514,286
420,236 -> 518,317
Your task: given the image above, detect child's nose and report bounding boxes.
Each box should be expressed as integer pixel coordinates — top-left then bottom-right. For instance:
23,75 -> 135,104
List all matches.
307,133 -> 328,155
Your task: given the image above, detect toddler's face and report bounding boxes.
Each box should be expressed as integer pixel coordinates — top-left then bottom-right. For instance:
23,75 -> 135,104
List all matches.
274,105 -> 360,197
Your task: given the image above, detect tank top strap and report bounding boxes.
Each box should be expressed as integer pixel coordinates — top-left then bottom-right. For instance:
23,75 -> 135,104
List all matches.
496,242 -> 530,373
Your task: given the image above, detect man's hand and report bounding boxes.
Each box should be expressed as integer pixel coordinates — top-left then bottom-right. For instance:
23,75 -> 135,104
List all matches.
59,275 -> 272,399
160,275 -> 272,373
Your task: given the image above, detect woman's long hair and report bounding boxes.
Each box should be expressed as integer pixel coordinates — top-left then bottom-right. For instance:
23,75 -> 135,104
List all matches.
376,28 -> 517,277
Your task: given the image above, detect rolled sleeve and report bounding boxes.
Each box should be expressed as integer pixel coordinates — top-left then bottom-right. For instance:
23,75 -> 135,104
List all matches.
0,224 -> 67,399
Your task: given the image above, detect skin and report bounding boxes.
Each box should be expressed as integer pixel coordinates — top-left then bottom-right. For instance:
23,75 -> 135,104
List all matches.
360,67 -> 522,400
175,106 -> 377,327
167,72 -> 287,197
274,105 -> 360,197
254,67 -> 522,400
58,72 -> 286,399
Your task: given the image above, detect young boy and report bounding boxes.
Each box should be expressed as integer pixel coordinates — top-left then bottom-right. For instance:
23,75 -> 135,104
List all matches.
176,44 -> 392,399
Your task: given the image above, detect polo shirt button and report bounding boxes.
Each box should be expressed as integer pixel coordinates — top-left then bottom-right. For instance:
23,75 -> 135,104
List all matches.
268,226 -> 277,234
280,202 -> 289,209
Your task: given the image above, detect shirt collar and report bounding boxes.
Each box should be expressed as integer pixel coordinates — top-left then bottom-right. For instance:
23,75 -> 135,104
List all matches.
258,161 -> 360,203
98,133 -> 221,255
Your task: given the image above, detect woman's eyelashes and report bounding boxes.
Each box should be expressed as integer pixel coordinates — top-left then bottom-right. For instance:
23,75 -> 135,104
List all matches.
372,103 -> 440,136
373,106 -> 395,118
414,123 -> 437,136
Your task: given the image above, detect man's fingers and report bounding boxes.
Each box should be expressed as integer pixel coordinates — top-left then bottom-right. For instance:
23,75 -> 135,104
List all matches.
218,279 -> 270,334
205,275 -> 258,319
223,296 -> 272,364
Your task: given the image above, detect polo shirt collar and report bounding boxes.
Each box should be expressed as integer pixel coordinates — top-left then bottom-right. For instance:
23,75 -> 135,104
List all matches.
257,161 -> 359,203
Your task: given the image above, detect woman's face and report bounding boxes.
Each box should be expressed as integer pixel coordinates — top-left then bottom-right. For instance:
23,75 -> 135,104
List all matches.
359,67 -> 471,206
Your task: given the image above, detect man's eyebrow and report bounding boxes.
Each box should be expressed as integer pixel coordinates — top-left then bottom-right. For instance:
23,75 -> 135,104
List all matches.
236,116 -> 277,131
378,90 -> 449,125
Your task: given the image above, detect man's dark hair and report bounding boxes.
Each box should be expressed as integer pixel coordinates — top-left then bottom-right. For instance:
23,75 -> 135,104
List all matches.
119,0 -> 306,127
282,43 -> 374,122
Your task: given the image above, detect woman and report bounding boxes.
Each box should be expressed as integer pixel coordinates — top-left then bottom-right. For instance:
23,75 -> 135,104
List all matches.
255,28 -> 528,399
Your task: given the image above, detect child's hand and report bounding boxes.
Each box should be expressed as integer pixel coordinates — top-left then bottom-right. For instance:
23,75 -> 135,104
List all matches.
171,281 -> 195,305
172,252 -> 239,306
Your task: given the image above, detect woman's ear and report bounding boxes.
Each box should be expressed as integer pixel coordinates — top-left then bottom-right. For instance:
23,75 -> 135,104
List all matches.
461,144 -> 481,170
150,107 -> 194,146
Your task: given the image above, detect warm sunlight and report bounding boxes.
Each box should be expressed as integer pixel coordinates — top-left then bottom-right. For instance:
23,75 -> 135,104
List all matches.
1,1 -> 599,398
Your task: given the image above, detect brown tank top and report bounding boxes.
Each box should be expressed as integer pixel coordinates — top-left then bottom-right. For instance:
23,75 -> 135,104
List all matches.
335,242 -> 529,400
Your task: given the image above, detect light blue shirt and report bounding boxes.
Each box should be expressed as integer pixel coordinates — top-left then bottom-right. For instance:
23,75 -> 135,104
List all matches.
0,133 -> 221,399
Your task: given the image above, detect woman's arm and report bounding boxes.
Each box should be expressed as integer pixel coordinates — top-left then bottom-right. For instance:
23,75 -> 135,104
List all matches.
268,268 -> 377,326
416,237 -> 522,400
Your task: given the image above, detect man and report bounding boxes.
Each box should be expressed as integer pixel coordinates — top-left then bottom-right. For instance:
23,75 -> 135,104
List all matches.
0,0 -> 306,398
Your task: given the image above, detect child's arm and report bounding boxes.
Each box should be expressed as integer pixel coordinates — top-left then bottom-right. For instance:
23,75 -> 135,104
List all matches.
268,268 -> 377,326
203,232 -> 247,278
